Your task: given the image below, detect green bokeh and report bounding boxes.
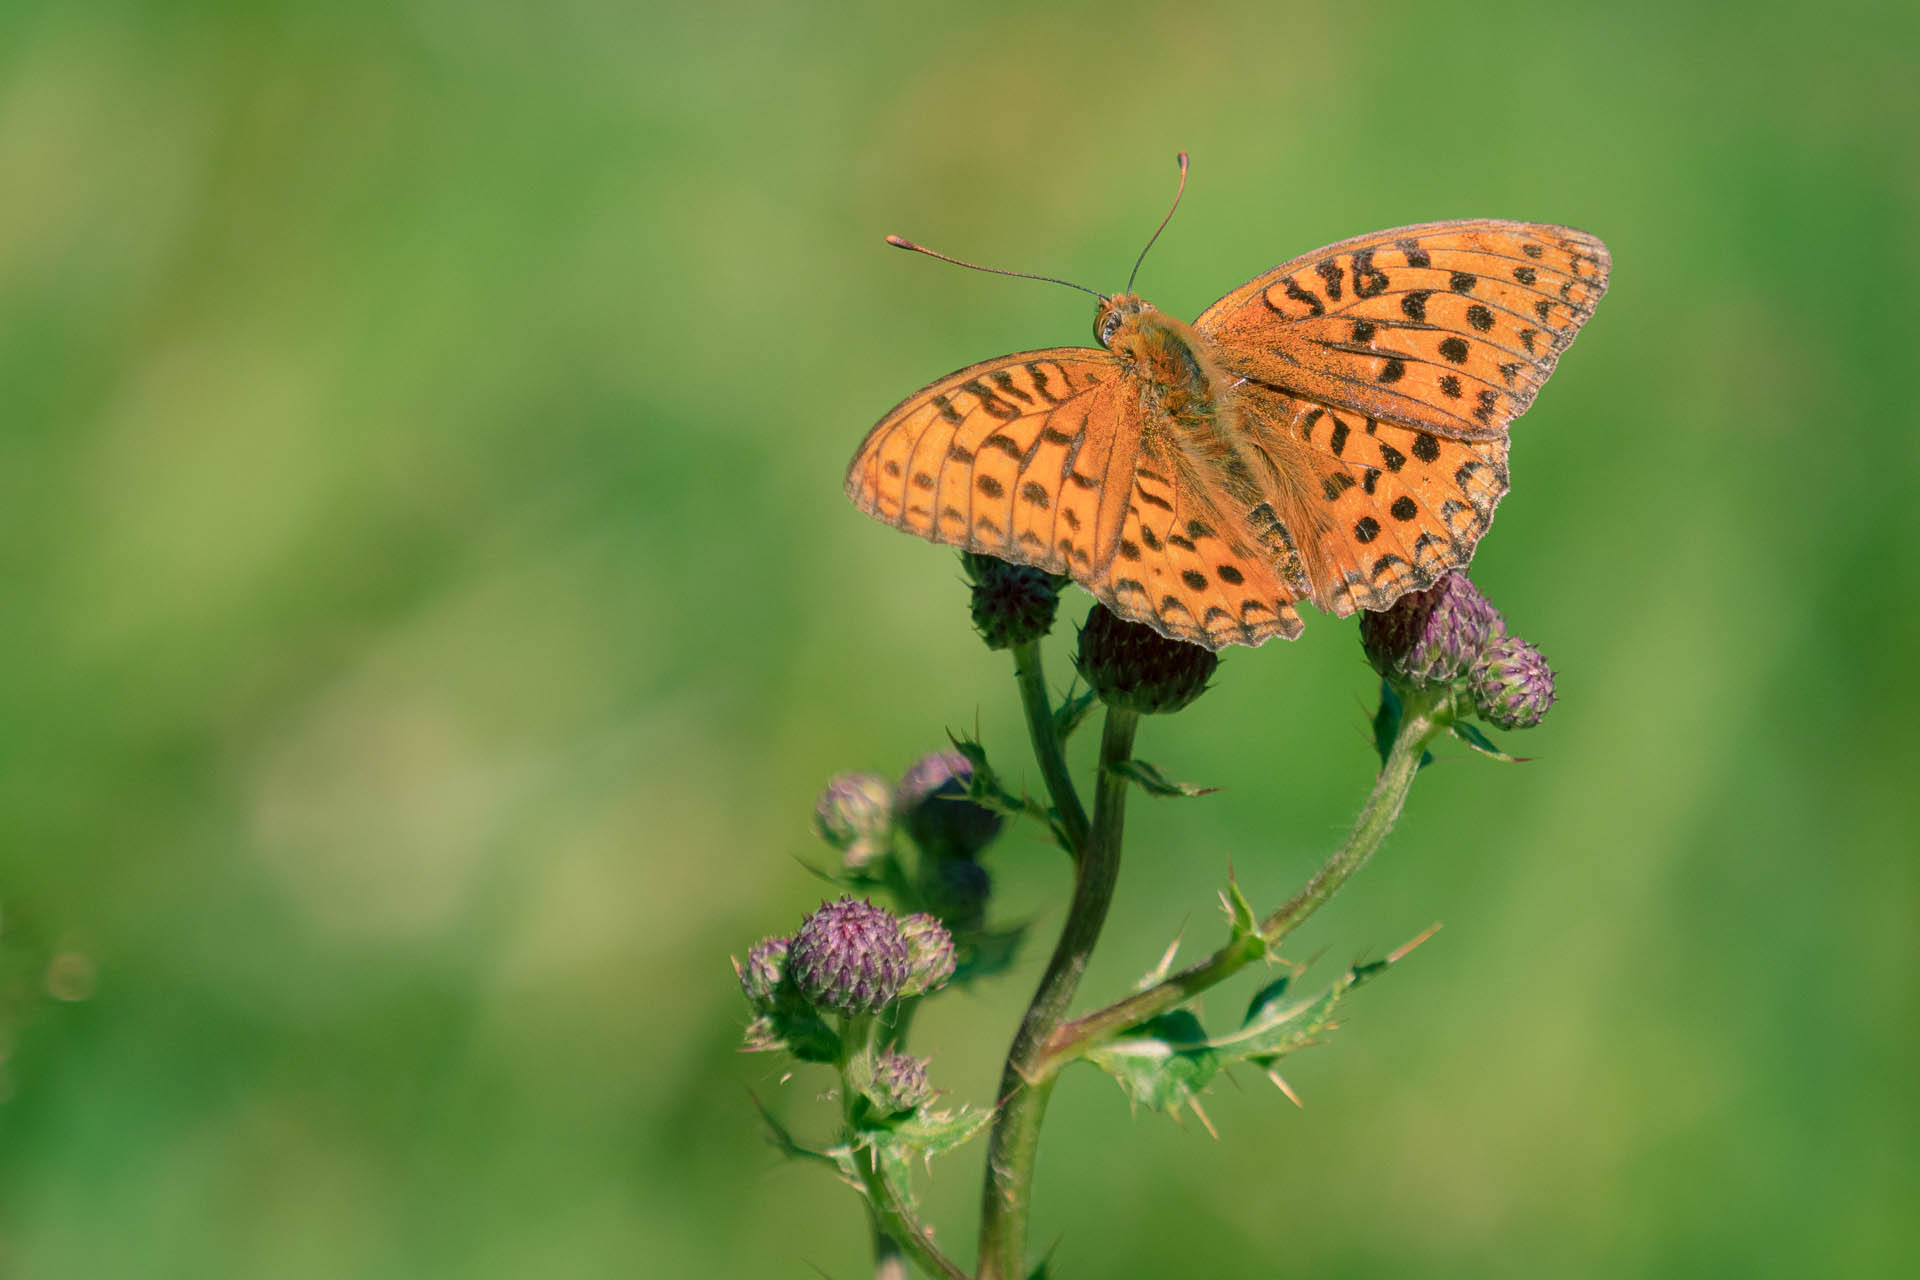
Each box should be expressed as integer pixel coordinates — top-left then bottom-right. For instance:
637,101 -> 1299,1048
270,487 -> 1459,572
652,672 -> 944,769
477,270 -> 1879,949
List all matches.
2,0 -> 1915,1274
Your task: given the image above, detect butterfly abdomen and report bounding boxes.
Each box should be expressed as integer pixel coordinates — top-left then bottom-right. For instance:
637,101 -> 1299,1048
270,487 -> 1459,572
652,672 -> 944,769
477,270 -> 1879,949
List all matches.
1112,306 -> 1266,495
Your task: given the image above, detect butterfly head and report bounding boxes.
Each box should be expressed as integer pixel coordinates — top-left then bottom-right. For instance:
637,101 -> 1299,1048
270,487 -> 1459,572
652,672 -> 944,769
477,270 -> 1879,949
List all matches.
1094,294 -> 1154,350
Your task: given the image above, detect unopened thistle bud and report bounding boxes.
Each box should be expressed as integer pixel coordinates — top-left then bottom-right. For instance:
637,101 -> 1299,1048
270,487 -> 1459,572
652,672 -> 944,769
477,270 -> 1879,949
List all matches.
737,935 -> 790,1010
1471,635 -> 1557,730
1360,573 -> 1501,689
897,913 -> 957,997
895,751 -> 1003,861
790,897 -> 910,1015
920,856 -> 991,933
812,771 -> 895,871
865,1052 -> 933,1115
962,552 -> 1064,650
1076,603 -> 1218,715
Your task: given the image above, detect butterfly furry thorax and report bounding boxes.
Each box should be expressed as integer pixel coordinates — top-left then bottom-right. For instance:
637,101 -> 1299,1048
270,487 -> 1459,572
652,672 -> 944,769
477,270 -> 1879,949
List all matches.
847,219 -> 1610,650
1096,295 -> 1223,427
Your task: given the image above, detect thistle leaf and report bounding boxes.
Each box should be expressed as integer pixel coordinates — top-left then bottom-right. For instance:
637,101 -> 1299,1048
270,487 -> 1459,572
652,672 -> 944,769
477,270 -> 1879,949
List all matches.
1450,720 -> 1531,763
1107,759 -> 1220,798
1052,684 -> 1097,740
1084,1010 -> 1221,1117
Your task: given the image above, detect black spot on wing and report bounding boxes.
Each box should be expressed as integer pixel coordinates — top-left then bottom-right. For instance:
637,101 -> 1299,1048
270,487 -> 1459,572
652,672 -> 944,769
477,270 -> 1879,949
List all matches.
1314,259 -> 1344,301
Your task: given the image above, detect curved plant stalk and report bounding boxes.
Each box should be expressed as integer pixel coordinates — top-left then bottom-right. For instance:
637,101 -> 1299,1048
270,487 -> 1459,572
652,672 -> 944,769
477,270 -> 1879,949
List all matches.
1009,638 -> 1091,857
837,1020 -> 972,1280
973,682 -> 1448,1278
977,706 -> 1140,1280
1042,686 -> 1449,1073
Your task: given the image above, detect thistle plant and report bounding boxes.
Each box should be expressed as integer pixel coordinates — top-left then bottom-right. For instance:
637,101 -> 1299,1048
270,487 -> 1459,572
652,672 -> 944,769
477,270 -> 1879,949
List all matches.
732,563 -> 1557,1279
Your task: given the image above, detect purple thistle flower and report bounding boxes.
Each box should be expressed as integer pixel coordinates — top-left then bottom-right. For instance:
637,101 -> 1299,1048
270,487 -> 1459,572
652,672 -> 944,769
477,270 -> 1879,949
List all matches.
1360,573 -> 1501,689
896,751 -> 1003,861
897,912 -> 957,997
866,1051 -> 933,1115
790,897 -> 910,1015
737,935 -> 790,1010
1471,635 -> 1557,729
812,771 -> 894,871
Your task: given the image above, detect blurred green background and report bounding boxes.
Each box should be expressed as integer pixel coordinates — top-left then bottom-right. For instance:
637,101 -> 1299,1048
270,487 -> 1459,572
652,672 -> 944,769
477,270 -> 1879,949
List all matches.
2,0 -> 1916,1275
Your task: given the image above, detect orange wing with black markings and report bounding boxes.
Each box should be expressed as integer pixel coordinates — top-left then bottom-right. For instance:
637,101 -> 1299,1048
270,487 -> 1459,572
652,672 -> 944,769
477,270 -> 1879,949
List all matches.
1196,219 -> 1609,442
845,351 -> 1139,579
847,186 -> 1609,650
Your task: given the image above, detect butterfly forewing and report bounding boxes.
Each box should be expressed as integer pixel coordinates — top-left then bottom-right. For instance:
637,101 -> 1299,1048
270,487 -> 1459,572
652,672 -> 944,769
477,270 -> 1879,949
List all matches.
1197,220 -> 1610,443
845,351 -> 1139,576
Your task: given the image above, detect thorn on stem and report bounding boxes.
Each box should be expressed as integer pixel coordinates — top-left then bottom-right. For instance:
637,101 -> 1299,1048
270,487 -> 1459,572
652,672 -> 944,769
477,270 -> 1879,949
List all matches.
1188,1096 -> 1220,1139
1267,1069 -> 1305,1108
1387,921 -> 1443,964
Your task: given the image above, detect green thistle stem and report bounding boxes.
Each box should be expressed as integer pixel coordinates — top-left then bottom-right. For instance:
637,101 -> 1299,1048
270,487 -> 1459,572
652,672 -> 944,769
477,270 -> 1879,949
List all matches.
978,706 -> 1141,1280
836,1015 -> 970,1280
1010,638 -> 1090,856
1038,687 -> 1448,1070
869,1223 -> 907,1280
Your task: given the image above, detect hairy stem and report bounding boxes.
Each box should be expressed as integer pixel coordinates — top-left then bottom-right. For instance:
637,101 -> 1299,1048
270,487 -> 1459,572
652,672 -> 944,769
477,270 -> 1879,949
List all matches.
869,1222 -> 909,1280
978,706 -> 1141,1280
1010,638 -> 1091,856
837,1020 -> 971,1280
1040,687 -> 1448,1070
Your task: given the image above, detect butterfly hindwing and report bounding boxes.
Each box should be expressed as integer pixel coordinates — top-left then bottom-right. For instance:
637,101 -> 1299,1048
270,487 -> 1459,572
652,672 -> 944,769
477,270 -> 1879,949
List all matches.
1235,384 -> 1509,616
1093,438 -> 1304,647
845,350 -> 1137,577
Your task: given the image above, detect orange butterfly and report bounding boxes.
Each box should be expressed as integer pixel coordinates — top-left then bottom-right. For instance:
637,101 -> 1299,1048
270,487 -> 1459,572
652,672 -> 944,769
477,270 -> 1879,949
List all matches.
845,155 -> 1609,649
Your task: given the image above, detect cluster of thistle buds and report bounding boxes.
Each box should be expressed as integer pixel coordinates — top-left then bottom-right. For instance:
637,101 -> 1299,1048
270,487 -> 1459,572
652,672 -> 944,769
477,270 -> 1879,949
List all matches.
813,747 -> 1005,930
736,742 -> 1016,1076
736,897 -> 951,1111
1359,572 -> 1556,729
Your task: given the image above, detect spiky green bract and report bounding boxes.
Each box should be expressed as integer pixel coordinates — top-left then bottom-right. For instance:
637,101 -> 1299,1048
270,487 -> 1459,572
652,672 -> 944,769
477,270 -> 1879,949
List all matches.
1471,635 -> 1557,729
963,552 -> 1064,650
1084,928 -> 1433,1124
790,897 -> 910,1015
865,1052 -> 933,1115
812,771 -> 895,871
898,913 -> 956,997
1360,572 -> 1501,690
1075,603 -> 1217,714
896,751 -> 1004,861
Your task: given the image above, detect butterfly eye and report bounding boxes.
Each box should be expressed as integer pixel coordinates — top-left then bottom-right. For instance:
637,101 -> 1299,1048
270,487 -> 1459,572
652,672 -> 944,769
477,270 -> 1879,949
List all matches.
1098,311 -> 1122,345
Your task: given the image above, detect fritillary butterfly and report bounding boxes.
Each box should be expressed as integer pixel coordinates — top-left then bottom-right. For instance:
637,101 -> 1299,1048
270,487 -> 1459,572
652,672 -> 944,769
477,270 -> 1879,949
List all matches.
845,156 -> 1609,649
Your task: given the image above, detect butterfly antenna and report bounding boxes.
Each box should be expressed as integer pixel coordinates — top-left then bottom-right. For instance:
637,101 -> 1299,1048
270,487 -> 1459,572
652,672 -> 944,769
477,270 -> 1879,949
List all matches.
885,235 -> 1104,300
1125,150 -> 1189,294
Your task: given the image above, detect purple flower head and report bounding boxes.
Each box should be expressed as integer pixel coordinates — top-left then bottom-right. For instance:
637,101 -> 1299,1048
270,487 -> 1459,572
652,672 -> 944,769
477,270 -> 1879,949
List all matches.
1360,573 -> 1502,689
865,1051 -> 933,1115
737,935 -> 790,1010
896,751 -> 1003,861
1471,635 -> 1557,730
790,897 -> 910,1015
812,771 -> 894,871
897,912 -> 957,997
